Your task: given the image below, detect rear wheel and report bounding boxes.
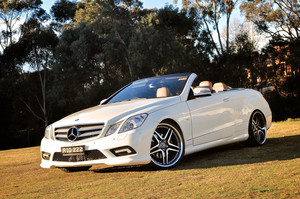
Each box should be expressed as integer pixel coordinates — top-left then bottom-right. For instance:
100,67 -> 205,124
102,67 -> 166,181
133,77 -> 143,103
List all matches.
246,111 -> 267,146
58,166 -> 91,172
150,122 -> 184,169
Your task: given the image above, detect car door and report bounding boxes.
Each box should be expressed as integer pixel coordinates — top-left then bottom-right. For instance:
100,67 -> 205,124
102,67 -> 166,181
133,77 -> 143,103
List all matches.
212,91 -> 237,138
186,92 -> 234,145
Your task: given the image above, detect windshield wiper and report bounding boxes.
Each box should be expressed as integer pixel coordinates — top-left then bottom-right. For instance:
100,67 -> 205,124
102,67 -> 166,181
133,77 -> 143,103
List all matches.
112,98 -> 148,103
128,98 -> 148,101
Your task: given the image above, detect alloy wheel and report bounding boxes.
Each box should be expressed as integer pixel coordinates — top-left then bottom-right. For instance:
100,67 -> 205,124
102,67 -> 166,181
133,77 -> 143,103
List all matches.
150,123 -> 184,168
247,111 -> 267,146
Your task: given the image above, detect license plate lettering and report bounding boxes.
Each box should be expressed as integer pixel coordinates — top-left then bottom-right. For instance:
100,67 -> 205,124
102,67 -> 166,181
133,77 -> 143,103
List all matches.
61,146 -> 85,156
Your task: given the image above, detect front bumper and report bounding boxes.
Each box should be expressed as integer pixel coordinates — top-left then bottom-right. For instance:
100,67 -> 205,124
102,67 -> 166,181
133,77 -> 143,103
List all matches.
40,119 -> 156,168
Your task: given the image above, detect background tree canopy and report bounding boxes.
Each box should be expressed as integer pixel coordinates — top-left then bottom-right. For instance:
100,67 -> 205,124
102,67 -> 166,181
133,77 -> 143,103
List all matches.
0,0 -> 299,149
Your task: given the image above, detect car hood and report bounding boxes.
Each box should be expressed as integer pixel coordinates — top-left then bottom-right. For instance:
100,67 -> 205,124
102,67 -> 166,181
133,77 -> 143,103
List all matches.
53,97 -> 181,127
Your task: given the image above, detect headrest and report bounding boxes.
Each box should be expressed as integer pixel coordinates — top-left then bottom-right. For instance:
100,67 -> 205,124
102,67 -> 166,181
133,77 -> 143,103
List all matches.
156,87 -> 170,98
213,82 -> 230,92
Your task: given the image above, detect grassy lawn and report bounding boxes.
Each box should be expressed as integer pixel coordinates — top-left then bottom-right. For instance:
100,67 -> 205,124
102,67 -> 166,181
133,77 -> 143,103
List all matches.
1,119 -> 299,198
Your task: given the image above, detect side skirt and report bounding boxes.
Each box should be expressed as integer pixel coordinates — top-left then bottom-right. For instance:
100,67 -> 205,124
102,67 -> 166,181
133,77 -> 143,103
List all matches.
184,134 -> 248,156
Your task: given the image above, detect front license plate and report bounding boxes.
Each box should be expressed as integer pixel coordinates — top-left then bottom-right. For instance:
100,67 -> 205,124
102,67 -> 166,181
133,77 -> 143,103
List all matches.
61,146 -> 85,156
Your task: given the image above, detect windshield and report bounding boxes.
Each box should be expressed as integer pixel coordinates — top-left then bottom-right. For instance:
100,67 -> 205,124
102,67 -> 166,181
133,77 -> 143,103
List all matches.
106,75 -> 189,104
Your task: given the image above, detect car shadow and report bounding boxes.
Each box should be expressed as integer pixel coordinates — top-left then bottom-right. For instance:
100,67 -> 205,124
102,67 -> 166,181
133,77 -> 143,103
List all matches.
92,134 -> 300,173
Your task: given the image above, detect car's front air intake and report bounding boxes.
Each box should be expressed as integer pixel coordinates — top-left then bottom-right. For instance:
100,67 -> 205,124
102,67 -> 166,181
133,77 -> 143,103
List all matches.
53,150 -> 106,162
55,123 -> 104,142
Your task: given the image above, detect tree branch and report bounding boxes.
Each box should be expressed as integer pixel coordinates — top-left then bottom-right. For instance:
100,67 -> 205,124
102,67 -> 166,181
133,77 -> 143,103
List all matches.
274,0 -> 299,38
280,0 -> 300,20
21,99 -> 45,122
195,0 -> 221,56
274,18 -> 296,39
35,95 -> 45,113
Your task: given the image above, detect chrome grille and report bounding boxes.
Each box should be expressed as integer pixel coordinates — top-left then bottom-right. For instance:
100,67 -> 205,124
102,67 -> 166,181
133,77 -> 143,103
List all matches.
55,123 -> 104,142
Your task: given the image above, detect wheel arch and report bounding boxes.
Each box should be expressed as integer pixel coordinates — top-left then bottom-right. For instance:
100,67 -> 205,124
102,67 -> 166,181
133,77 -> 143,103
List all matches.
160,119 -> 183,136
244,89 -> 272,129
249,109 -> 267,127
159,118 -> 185,154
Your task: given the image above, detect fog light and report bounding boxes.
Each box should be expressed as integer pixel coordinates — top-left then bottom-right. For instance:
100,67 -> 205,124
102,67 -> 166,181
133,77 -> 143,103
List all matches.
110,146 -> 136,157
42,151 -> 51,160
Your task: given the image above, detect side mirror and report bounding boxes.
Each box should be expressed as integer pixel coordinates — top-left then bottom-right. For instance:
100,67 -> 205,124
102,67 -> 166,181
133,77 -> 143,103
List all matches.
193,87 -> 211,97
100,99 -> 107,105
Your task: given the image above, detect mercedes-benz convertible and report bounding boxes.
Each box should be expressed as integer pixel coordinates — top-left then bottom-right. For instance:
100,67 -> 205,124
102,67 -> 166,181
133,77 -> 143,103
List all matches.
40,73 -> 272,172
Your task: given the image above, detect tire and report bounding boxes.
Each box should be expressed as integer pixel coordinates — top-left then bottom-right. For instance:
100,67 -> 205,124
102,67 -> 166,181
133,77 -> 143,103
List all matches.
58,166 -> 91,172
246,110 -> 267,146
149,122 -> 184,169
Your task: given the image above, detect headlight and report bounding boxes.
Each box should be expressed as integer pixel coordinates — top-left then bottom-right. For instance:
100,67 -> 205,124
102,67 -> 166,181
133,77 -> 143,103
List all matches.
45,125 -> 51,139
119,113 -> 148,133
105,121 -> 122,137
44,125 -> 52,139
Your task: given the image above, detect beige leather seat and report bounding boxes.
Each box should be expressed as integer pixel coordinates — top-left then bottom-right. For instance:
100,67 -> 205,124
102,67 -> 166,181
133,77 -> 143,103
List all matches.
199,81 -> 213,92
156,87 -> 170,98
213,82 -> 230,93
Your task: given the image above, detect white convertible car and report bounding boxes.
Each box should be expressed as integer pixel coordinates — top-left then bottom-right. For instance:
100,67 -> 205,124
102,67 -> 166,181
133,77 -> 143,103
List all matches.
40,73 -> 272,172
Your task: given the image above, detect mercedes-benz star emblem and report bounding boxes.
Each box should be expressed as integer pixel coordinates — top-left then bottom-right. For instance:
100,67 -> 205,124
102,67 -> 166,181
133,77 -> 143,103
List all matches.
67,127 -> 79,142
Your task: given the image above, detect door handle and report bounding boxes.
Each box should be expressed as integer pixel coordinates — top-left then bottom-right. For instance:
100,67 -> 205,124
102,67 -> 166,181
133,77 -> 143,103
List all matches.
223,97 -> 230,102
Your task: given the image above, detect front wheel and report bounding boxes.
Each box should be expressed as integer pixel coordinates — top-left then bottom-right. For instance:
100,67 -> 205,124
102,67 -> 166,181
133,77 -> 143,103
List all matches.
246,111 -> 267,146
150,122 -> 184,169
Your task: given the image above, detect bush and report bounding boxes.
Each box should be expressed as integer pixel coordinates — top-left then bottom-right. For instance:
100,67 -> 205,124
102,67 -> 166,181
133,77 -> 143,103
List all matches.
265,91 -> 300,121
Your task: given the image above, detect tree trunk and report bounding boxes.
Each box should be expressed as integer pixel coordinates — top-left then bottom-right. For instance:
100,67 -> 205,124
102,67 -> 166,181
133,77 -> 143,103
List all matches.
195,0 -> 221,56
226,14 -> 230,53
115,30 -> 135,81
213,1 -> 224,54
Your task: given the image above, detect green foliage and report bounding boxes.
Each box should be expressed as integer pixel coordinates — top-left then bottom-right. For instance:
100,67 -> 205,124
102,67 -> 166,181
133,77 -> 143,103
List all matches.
0,0 -> 43,51
265,91 -> 300,121
51,2 -> 206,115
180,0 -> 239,55
287,38 -> 300,73
281,74 -> 300,97
51,0 -> 77,22
130,6 -> 203,76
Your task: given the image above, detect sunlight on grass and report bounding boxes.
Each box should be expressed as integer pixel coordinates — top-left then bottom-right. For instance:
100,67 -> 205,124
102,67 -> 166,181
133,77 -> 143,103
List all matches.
0,119 -> 299,198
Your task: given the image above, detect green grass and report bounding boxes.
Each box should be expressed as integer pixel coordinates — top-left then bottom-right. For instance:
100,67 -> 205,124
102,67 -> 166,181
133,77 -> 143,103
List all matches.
1,119 -> 299,198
